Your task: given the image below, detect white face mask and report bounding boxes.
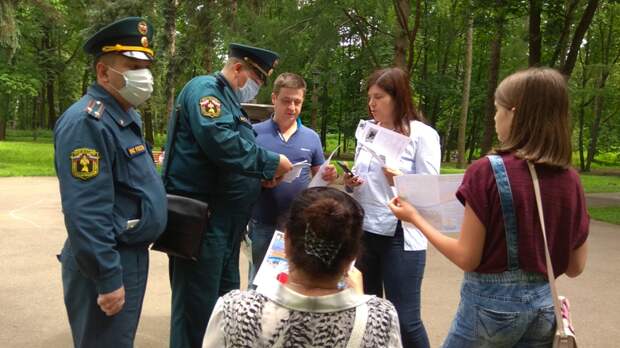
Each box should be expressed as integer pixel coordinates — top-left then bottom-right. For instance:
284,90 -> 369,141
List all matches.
108,66 -> 154,107
236,77 -> 260,103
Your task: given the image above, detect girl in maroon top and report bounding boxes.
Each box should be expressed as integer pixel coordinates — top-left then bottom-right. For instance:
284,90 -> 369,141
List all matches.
389,67 -> 589,347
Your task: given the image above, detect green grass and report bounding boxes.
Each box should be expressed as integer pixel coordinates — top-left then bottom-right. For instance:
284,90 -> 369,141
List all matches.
579,173 -> 620,193
0,141 -> 55,176
588,206 -> 620,225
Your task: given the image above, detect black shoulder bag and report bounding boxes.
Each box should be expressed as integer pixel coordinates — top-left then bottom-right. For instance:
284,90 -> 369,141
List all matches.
151,105 -> 209,261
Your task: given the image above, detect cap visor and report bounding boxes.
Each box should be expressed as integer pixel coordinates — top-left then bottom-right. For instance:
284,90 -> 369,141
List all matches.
122,51 -> 153,61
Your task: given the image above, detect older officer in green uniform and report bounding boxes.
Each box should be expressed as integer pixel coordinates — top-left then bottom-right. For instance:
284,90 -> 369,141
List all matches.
163,43 -> 292,347
54,17 -> 167,348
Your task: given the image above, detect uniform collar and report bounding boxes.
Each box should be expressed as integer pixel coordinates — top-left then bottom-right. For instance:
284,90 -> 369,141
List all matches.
87,83 -> 138,128
216,72 -> 242,106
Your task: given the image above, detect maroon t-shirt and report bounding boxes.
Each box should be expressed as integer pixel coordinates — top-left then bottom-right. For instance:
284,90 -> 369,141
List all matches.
456,153 -> 589,277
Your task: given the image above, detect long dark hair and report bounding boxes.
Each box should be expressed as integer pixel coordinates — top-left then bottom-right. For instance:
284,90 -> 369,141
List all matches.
366,67 -> 426,136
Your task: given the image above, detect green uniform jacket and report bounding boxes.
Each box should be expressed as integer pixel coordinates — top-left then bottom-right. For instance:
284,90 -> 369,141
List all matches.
163,72 -> 279,209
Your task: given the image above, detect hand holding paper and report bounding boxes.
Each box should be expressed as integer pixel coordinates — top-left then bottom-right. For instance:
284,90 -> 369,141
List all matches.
281,160 -> 310,183
308,146 -> 340,188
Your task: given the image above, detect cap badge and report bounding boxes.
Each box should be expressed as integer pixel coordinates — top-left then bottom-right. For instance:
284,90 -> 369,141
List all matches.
138,21 -> 148,35
141,36 -> 149,48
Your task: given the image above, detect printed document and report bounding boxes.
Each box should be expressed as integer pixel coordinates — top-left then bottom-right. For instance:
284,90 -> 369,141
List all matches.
282,160 -> 310,183
253,230 -> 288,291
354,120 -> 410,167
394,174 -> 465,233
308,146 -> 339,188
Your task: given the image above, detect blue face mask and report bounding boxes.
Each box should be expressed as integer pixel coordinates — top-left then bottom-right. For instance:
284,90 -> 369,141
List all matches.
236,78 -> 260,103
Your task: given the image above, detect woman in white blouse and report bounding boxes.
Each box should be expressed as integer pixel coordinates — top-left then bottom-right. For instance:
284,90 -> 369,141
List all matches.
344,67 -> 441,348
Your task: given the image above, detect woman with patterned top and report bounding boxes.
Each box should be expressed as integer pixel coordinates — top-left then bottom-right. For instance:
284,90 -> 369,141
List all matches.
202,187 -> 403,348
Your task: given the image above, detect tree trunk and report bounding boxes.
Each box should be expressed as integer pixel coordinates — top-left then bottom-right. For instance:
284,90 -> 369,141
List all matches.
163,0 -> 178,129
46,78 -> 56,129
0,94 -> 8,141
393,0 -> 409,69
480,1 -> 504,156
319,82 -> 329,149
142,103 -> 154,146
528,0 -> 542,67
311,76 -> 319,130
407,0 -> 422,74
561,0 -> 600,78
549,0 -> 579,67
585,72 -> 608,171
457,15 -> 473,168
578,100 -> 586,171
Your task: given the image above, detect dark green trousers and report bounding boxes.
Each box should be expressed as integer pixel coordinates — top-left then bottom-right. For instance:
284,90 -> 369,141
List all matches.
168,207 -> 248,348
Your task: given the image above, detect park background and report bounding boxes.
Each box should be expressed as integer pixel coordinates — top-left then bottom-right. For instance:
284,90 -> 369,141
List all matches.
1,0 -> 619,223
1,1 -> 619,347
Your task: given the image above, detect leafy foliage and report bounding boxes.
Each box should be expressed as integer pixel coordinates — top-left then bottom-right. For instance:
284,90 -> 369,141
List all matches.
0,0 -> 618,170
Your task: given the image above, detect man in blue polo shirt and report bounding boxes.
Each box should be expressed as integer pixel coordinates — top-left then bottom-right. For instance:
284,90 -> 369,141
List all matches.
250,72 -> 337,281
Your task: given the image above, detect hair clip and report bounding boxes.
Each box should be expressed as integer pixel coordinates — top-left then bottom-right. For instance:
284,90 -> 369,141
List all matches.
304,223 -> 342,266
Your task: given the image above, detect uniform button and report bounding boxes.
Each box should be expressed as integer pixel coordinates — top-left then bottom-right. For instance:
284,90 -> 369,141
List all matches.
120,120 -> 124,125
96,101 -> 101,105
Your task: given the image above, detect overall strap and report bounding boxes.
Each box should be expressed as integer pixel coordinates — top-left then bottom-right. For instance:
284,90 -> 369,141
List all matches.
488,155 -> 519,271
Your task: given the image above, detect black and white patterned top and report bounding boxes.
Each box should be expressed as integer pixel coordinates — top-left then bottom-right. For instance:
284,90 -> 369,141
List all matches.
202,284 -> 402,348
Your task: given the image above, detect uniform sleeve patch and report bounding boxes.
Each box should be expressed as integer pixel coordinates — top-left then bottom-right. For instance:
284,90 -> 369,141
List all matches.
199,96 -> 221,118
127,144 -> 146,157
71,148 -> 100,180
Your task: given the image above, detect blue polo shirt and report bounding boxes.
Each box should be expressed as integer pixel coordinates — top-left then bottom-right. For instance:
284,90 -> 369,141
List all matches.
252,117 -> 325,226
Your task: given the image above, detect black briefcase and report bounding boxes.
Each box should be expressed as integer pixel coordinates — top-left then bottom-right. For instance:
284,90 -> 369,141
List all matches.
151,194 -> 209,261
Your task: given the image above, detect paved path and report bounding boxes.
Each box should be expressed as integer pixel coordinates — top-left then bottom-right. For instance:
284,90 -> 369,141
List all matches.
0,177 -> 618,347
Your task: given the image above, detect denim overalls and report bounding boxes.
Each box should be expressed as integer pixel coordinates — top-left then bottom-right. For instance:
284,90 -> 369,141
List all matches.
442,155 -> 555,348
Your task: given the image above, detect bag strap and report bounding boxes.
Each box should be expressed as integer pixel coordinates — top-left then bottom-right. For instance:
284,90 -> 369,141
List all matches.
526,161 -> 568,338
346,300 -> 369,348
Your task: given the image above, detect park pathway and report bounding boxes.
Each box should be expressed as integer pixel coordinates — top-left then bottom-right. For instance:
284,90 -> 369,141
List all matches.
0,177 -> 618,347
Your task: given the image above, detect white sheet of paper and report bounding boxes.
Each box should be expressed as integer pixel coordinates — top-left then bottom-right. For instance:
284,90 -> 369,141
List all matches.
355,120 -> 411,167
282,160 -> 309,183
253,230 -> 288,292
307,146 -> 339,188
394,174 -> 465,233
359,142 -> 386,166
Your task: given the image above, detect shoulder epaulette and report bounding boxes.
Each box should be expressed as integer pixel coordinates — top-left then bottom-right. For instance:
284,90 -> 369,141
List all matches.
84,99 -> 105,120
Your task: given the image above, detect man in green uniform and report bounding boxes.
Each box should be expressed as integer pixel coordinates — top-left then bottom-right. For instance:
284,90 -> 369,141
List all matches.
162,43 -> 292,347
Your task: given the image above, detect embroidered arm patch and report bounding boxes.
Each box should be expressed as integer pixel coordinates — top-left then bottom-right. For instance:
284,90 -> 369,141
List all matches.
71,148 -> 100,180
199,96 -> 221,118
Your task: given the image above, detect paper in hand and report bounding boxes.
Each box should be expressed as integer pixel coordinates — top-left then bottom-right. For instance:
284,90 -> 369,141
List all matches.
281,160 -> 310,183
308,145 -> 340,188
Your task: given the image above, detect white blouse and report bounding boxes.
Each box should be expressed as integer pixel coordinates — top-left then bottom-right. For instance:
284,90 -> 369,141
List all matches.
352,120 -> 441,250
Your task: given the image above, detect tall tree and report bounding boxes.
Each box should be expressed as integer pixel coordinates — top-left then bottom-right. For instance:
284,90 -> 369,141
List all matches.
561,0 -> 600,77
457,12 -> 473,168
528,0 -> 542,66
162,0 -> 178,127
